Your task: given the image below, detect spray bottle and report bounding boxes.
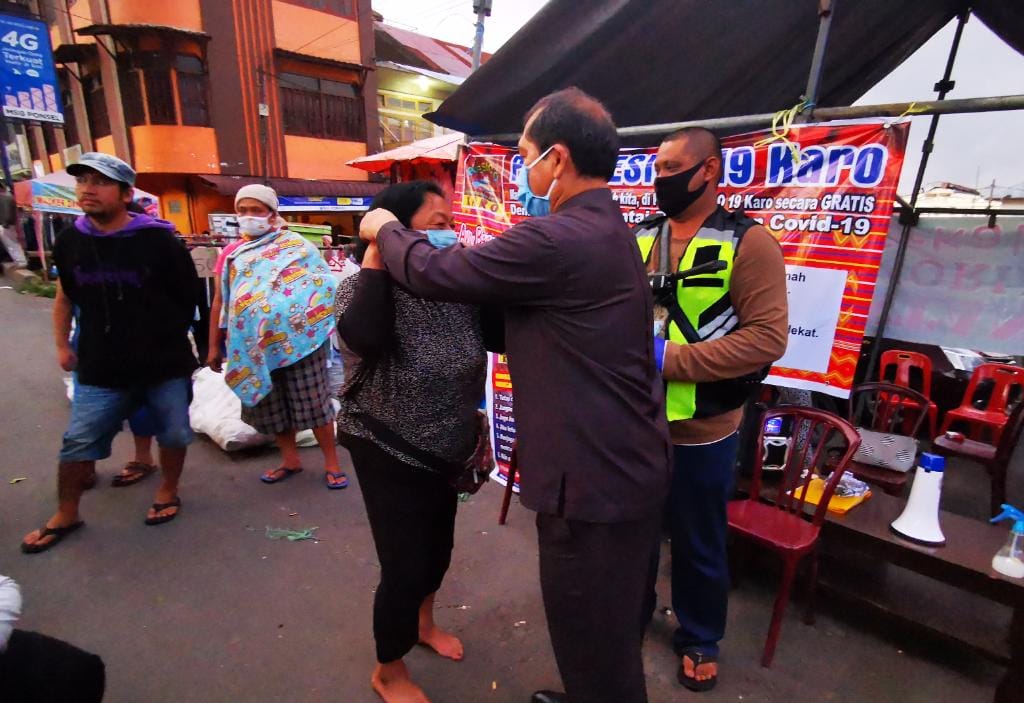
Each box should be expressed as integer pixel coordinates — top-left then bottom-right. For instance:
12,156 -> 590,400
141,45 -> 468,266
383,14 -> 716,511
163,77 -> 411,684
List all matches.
990,504 -> 1024,579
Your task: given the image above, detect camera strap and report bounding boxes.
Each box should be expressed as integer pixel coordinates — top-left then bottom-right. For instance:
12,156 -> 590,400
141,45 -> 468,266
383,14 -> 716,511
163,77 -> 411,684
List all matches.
662,293 -> 703,345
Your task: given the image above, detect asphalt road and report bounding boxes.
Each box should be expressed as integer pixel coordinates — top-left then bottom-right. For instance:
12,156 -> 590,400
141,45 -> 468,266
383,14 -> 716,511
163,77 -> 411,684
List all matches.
0,285 -> 1003,703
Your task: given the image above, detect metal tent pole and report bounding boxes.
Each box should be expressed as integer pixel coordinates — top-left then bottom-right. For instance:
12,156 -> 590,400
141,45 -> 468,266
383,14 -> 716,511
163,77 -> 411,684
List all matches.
865,9 -> 970,380
475,94 -> 1024,143
803,0 -> 835,112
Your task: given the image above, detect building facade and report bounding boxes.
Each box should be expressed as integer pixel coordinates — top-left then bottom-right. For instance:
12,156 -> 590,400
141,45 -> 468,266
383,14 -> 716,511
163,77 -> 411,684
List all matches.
373,18 -> 486,151
32,0 -> 381,234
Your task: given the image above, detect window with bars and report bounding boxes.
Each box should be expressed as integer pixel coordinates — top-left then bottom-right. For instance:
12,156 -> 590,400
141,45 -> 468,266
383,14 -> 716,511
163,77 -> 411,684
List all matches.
176,55 -> 210,126
377,91 -> 440,150
83,73 -> 110,139
138,53 -> 176,125
58,74 -> 80,147
116,50 -> 211,128
279,71 -> 364,141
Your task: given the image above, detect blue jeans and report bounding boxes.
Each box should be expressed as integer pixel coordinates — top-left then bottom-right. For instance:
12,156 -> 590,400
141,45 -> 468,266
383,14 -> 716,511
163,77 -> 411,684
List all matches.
71,374 -> 159,438
670,433 -> 739,658
70,310 -> 157,438
59,377 -> 193,463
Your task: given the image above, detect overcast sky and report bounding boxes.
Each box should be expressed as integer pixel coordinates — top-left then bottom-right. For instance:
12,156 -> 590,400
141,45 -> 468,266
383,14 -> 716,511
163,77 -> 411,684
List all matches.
372,1 -> 1024,196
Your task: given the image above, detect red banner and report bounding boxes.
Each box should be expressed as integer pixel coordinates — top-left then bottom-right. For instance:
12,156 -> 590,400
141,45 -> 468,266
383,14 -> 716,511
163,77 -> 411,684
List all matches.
456,121 -> 909,483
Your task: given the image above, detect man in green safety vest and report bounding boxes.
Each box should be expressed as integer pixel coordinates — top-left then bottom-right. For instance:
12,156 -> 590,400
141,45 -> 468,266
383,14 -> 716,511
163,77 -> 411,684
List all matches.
639,127 -> 788,692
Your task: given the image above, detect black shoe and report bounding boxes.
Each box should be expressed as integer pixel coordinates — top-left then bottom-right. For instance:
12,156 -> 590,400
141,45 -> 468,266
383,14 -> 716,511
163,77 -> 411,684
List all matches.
531,692 -> 568,703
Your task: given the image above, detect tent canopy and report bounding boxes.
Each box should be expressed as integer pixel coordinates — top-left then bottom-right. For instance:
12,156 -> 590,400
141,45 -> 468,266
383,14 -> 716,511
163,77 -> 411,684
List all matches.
428,0 -> 1024,142
346,132 -> 463,174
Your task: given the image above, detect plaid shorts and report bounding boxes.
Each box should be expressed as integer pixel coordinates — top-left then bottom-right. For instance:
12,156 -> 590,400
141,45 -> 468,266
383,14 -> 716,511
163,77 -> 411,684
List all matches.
241,344 -> 335,435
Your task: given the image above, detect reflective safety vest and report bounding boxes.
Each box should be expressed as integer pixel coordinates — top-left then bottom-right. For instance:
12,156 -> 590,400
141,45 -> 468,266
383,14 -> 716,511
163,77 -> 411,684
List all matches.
636,206 -> 764,421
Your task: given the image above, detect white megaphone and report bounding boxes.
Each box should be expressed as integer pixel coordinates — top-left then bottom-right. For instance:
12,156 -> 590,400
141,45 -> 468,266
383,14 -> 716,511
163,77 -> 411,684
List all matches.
891,452 -> 946,546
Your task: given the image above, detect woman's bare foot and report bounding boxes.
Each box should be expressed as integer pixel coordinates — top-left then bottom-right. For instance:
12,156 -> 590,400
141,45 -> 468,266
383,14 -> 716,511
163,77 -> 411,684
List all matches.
371,661 -> 431,703
418,625 -> 464,660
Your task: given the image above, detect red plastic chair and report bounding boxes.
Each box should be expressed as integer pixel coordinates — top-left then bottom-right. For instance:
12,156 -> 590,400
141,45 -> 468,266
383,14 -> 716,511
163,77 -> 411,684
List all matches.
846,382 -> 929,496
728,407 -> 861,668
939,363 -> 1024,443
933,401 -> 1024,517
879,350 -> 939,437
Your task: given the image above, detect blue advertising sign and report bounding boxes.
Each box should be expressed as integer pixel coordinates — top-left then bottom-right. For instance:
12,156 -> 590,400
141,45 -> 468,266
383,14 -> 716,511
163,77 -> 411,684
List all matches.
278,195 -> 371,212
0,13 -> 63,124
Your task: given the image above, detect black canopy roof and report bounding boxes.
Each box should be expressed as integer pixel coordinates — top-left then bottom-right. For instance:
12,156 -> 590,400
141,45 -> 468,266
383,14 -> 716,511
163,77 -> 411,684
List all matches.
427,0 -> 1024,142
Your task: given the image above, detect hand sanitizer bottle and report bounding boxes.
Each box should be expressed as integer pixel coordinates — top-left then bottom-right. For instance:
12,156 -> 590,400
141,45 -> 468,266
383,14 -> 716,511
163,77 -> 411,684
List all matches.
990,504 -> 1024,579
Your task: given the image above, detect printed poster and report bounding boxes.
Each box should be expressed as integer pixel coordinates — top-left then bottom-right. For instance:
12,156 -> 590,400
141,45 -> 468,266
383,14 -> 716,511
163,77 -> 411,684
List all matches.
454,120 -> 909,485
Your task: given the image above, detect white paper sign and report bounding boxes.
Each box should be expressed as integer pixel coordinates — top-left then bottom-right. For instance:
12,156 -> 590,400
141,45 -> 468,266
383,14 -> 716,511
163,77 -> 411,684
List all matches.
776,265 -> 847,373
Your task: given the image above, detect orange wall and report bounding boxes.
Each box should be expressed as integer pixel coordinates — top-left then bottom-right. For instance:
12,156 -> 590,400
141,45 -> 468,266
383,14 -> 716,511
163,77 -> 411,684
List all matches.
133,175 -> 234,235
190,188 -> 235,236
130,126 -> 220,175
135,174 -> 190,232
272,1 -> 361,64
51,1 -> 96,50
94,135 -> 116,155
284,136 -> 367,181
107,0 -> 203,32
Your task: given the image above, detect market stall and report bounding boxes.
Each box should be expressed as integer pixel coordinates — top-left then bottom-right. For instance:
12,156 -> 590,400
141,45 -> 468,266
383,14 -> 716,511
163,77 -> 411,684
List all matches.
346,132 -> 463,194
196,175 -> 386,245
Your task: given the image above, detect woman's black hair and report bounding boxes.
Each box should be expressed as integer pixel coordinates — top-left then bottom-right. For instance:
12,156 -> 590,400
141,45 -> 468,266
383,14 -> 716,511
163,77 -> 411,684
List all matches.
354,180 -> 445,264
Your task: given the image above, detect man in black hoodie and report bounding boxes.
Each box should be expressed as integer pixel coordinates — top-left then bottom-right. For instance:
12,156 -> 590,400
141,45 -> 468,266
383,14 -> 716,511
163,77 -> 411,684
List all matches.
21,153 -> 199,554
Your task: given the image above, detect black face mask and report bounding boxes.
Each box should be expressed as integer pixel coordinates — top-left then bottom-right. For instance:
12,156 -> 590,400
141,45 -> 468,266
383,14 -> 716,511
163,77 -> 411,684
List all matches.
654,159 -> 709,218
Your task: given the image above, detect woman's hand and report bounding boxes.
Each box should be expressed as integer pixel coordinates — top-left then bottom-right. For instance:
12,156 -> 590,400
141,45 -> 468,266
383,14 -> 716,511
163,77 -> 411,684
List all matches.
359,208 -> 398,243
361,242 -> 385,270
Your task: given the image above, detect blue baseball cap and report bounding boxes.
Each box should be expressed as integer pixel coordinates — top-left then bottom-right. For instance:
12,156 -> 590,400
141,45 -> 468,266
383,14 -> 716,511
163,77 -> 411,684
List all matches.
67,152 -> 136,187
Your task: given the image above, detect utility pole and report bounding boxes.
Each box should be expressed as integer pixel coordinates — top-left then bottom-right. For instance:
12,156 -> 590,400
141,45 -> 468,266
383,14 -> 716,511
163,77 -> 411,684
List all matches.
471,0 -> 492,71
257,67 -> 269,183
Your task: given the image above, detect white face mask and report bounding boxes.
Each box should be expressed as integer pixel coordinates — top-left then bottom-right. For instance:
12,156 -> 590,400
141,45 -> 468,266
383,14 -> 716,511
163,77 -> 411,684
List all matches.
236,215 -> 274,238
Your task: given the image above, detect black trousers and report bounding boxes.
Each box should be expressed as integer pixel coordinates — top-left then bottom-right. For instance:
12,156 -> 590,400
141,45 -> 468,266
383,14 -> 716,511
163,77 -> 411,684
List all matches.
348,436 -> 458,663
537,511 -> 661,703
0,629 -> 105,703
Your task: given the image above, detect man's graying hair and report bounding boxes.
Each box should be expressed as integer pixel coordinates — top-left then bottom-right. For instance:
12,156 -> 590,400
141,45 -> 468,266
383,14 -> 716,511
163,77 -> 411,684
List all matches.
523,87 -> 619,181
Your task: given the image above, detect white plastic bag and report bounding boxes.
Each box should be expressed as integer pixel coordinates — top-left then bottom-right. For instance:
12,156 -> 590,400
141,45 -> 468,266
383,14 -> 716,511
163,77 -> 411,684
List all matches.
189,368 -> 340,451
189,367 -> 273,451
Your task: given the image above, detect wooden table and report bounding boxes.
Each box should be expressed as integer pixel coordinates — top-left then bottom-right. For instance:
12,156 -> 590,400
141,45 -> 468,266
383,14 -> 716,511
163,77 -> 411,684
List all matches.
819,491 -> 1024,703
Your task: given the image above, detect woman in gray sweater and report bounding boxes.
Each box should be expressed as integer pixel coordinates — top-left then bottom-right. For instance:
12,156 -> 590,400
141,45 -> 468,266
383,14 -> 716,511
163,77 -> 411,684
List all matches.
335,181 -> 501,703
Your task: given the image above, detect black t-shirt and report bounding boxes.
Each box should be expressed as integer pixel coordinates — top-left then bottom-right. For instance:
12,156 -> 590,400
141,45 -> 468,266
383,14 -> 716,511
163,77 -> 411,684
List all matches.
54,222 -> 199,388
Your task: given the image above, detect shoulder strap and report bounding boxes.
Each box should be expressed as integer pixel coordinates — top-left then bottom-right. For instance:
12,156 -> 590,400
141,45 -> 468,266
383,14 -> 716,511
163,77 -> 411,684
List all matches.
662,293 -> 703,345
342,359 -> 461,474
632,214 -> 669,268
356,410 -> 463,475
717,206 -> 758,253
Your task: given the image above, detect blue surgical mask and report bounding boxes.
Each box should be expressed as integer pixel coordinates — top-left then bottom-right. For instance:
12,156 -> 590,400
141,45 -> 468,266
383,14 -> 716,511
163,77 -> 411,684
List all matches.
424,229 -> 459,248
514,145 -> 557,217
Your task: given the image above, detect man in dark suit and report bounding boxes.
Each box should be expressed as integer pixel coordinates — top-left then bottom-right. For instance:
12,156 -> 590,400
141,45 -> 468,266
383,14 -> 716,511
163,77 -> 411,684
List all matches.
359,87 -> 671,703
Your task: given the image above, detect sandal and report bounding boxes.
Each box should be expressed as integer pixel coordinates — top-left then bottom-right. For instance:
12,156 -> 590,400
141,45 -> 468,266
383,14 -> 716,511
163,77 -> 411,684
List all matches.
261,467 -> 303,484
325,471 -> 349,490
21,521 -> 85,554
144,497 -> 182,526
111,461 -> 157,487
678,648 -> 718,692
